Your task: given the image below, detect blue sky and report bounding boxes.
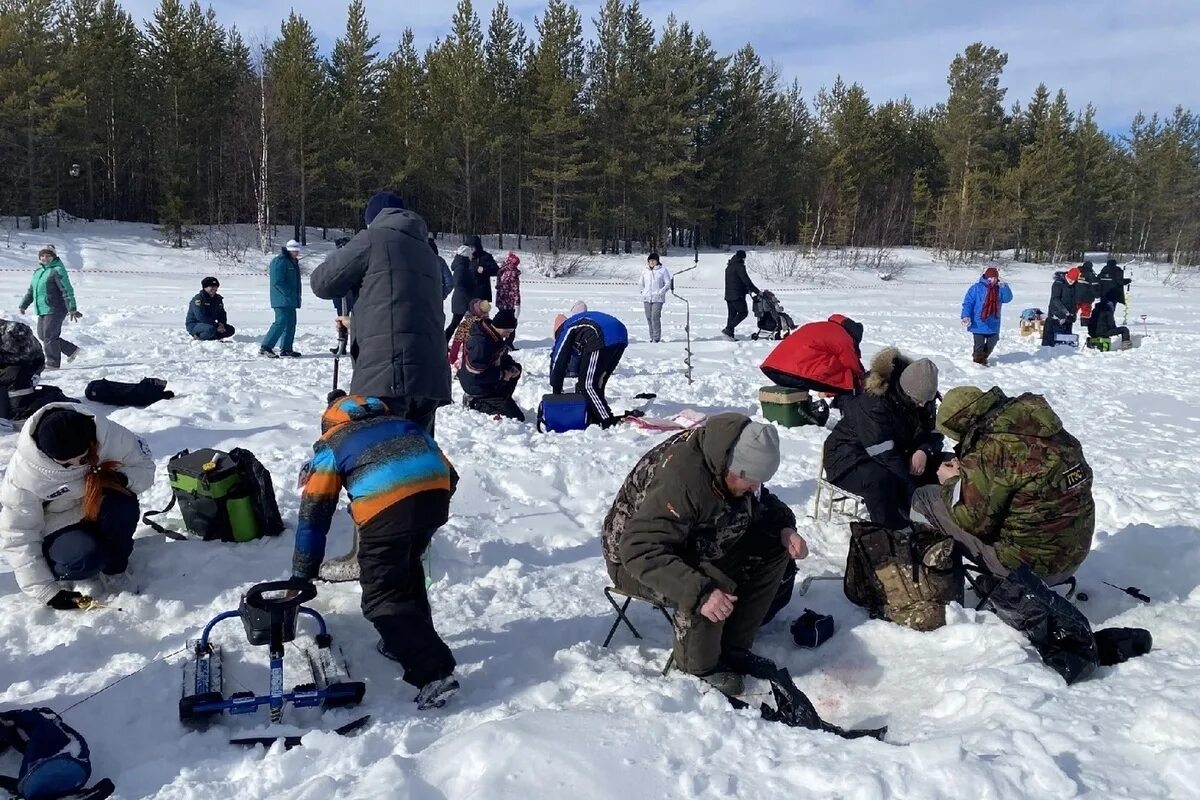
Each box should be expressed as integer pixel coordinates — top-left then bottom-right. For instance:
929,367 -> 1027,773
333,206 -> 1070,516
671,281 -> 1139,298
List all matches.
123,0 -> 1199,133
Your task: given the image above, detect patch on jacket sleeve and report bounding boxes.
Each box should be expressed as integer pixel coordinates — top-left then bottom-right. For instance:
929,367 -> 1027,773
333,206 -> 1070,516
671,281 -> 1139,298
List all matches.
1062,463 -> 1089,492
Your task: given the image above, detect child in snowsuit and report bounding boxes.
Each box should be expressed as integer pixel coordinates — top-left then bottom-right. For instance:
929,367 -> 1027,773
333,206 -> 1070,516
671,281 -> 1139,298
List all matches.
0,405 -> 154,608
293,393 -> 460,710
496,252 -> 522,318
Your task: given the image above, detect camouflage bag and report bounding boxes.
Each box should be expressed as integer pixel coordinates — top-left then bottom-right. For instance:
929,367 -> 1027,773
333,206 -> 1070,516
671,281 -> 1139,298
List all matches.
844,522 -> 963,631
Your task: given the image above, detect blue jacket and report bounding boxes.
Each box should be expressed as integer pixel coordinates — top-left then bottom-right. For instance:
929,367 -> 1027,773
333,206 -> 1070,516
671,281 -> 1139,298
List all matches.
269,249 -> 302,309
549,311 -> 628,392
961,278 -> 1013,335
185,291 -> 227,331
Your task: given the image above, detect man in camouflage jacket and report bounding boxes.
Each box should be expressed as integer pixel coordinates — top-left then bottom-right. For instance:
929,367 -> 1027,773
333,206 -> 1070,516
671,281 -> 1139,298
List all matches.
602,413 -> 809,694
911,386 -> 1093,584
0,318 -> 45,420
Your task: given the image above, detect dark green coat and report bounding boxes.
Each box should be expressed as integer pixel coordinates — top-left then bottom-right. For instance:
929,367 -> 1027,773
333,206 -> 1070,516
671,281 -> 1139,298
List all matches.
940,388 -> 1094,578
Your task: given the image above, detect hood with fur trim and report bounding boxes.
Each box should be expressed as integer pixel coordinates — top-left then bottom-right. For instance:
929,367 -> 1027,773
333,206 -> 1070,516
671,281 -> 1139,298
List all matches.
864,347 -> 911,398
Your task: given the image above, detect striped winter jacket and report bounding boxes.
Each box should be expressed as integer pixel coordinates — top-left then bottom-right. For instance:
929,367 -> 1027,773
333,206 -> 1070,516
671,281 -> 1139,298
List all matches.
292,395 -> 457,579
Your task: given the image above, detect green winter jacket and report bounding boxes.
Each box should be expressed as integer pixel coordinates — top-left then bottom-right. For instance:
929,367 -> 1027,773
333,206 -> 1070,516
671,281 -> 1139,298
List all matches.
940,388 -> 1094,579
601,412 -> 796,613
20,258 -> 77,316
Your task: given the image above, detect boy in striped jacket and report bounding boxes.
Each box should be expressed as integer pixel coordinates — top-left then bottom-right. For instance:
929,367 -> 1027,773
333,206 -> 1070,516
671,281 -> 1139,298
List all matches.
293,392 -> 460,709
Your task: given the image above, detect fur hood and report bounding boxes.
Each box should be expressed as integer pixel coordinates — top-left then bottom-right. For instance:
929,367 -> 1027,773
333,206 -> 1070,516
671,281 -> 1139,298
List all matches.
864,347 -> 912,397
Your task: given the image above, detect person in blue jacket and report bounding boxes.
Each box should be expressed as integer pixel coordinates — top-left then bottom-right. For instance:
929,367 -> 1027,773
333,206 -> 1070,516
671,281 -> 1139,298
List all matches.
960,266 -> 1013,366
261,239 -> 303,358
549,310 -> 628,428
186,277 -> 235,341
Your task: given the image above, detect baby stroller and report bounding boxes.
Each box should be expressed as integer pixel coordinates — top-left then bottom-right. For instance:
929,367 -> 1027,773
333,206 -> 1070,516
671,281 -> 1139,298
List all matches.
751,291 -> 797,340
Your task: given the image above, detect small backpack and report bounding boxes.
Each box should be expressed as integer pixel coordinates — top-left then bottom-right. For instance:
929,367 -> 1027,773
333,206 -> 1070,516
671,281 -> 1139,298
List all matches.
142,448 -> 283,542
0,708 -> 114,800
536,393 -> 588,433
844,522 -> 963,631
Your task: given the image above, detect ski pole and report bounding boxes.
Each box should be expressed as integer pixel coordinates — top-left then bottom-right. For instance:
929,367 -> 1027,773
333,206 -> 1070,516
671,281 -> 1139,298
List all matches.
332,297 -> 348,396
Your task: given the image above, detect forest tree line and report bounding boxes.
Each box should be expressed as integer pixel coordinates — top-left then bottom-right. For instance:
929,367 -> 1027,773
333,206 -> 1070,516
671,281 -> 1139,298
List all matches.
1,0 -> 1198,264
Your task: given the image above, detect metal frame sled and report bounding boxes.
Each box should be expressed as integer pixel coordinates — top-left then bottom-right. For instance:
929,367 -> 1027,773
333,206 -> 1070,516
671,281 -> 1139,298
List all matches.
180,580 -> 365,731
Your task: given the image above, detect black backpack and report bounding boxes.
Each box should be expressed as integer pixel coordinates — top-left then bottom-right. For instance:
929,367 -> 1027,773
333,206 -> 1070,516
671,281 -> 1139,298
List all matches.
85,378 -> 174,408
143,448 -> 283,542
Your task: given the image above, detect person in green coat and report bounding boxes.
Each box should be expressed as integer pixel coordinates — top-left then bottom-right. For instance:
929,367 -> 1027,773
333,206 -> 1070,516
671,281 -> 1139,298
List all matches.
18,245 -> 82,369
911,385 -> 1094,586
260,239 -> 303,358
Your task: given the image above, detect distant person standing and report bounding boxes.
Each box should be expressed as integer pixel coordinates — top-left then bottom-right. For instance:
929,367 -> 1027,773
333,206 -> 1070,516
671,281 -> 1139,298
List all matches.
960,266 -> 1013,366
447,238 -> 497,341
19,245 -> 81,369
261,239 -> 303,358
496,252 -> 522,318
722,250 -> 759,341
1042,266 -> 1080,347
468,236 -> 499,304
640,253 -> 672,343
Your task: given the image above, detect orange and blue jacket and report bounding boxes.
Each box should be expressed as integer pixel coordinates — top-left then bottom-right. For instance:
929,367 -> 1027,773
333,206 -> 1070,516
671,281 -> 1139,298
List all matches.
292,395 -> 456,578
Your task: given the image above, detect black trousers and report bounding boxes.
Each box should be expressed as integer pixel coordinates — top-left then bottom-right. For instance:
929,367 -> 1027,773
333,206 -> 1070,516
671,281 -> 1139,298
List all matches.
724,299 -> 749,333
576,344 -> 625,427
831,456 -> 944,530
464,375 -> 525,421
358,506 -> 455,688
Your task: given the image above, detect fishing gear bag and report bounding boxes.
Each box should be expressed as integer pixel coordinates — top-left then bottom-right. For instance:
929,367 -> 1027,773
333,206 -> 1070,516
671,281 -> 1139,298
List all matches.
84,378 -> 174,408
844,522 -> 964,631
142,448 -> 283,542
536,392 -> 588,433
0,708 -> 114,800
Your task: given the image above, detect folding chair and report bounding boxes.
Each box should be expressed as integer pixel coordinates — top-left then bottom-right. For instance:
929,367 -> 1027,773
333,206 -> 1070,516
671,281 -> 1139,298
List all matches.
602,586 -> 677,675
811,454 -> 866,521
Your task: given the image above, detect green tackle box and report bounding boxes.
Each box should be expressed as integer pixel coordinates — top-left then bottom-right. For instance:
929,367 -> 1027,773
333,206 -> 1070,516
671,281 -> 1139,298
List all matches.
759,385 -> 813,428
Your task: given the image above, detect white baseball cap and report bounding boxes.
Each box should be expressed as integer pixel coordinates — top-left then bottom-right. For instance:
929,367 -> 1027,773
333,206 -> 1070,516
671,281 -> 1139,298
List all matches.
286,239 -> 302,252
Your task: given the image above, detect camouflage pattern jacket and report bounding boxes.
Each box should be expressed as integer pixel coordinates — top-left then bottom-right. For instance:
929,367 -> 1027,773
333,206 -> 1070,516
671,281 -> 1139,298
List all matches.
602,413 -> 796,613
940,388 -> 1094,578
0,318 -> 45,389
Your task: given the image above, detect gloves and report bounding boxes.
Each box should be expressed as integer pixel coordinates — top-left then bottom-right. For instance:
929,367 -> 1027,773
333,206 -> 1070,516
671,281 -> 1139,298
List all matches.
47,589 -> 97,610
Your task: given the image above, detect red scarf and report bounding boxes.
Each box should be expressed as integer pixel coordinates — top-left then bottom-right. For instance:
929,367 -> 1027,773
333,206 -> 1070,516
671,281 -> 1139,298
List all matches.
981,280 -> 1001,321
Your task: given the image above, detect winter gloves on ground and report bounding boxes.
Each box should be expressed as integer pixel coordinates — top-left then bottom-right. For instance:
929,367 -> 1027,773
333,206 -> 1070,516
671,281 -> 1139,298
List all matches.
47,589 -> 97,610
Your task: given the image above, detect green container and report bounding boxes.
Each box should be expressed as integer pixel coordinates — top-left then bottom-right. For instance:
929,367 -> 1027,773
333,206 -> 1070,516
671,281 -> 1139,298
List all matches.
1085,337 -> 1112,352
167,449 -> 259,542
759,385 -> 812,428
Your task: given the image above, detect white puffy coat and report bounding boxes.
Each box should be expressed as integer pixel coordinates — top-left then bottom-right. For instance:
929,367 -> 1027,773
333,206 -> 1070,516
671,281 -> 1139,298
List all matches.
0,403 -> 155,603
640,265 -> 673,303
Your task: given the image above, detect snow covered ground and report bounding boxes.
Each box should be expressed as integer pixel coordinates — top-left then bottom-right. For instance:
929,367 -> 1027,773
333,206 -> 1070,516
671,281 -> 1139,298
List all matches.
1,221 -> 1197,799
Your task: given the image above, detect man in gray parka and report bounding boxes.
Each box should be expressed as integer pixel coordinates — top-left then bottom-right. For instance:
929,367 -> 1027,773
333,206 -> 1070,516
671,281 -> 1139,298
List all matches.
310,192 -> 451,433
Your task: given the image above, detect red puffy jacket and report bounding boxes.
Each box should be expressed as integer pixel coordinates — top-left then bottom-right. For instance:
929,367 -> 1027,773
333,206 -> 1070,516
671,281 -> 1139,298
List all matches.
760,314 -> 865,394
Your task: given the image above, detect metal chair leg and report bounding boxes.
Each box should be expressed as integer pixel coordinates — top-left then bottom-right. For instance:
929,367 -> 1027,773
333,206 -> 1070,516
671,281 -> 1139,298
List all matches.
661,652 -> 675,676
602,587 -> 641,646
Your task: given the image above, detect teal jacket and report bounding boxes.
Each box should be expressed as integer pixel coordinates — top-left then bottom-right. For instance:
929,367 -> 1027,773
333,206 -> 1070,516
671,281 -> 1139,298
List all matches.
269,249 -> 302,309
20,258 -> 77,316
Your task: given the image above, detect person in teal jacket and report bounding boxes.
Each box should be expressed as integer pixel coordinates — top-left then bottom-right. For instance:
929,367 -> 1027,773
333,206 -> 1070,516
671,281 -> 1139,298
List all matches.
960,266 -> 1013,366
18,245 -> 82,369
261,239 -> 303,358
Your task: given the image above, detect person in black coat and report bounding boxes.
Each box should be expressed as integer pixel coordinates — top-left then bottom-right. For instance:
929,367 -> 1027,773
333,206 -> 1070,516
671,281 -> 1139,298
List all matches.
722,250 -> 760,340
185,277 -> 235,341
822,348 -> 944,529
1098,258 -> 1131,305
310,191 -> 451,434
446,237 -> 499,341
1087,299 -> 1131,348
1042,267 -> 1080,346
470,236 -> 499,303
458,309 -> 524,421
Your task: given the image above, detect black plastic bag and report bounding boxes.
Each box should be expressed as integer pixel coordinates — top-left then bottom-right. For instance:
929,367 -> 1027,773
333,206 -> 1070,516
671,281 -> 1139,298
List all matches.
85,377 -> 174,408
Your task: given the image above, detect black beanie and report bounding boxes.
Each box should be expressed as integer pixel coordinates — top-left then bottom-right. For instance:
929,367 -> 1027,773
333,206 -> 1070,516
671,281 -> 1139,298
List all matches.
201,276 -> 220,289
34,408 -> 96,461
1106,258 -> 1118,268
492,308 -> 518,329
735,249 -> 747,260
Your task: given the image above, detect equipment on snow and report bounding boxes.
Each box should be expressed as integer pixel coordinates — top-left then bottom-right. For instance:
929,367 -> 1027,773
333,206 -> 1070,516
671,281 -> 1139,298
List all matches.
670,266 -> 697,384
142,448 -> 284,542
229,714 -> 370,750
1085,337 -> 1112,351
749,291 -> 796,340
83,378 -> 173,408
1095,628 -> 1152,666
180,579 -> 365,731
0,708 -> 115,800
1018,308 -> 1045,337
536,392 -> 589,433
758,386 -> 830,428
626,408 -> 708,432
1053,333 -> 1080,348
790,609 -> 835,649
1102,581 -> 1151,603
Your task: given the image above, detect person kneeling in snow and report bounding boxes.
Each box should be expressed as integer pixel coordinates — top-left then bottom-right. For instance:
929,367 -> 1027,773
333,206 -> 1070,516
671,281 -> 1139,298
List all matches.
602,414 -> 808,696
911,386 -> 1094,587
1087,298 -> 1132,349
0,405 -> 154,609
549,308 -> 628,428
760,314 -> 865,396
458,309 -> 524,422
186,277 -> 235,341
294,393 -> 461,710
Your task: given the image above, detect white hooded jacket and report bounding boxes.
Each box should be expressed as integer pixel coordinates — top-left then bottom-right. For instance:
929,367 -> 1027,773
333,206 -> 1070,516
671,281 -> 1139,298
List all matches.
0,403 -> 155,603
640,265 -> 673,303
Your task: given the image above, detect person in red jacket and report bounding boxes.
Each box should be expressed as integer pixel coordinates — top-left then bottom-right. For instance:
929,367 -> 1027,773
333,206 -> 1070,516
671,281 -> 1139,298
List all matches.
760,314 -> 865,395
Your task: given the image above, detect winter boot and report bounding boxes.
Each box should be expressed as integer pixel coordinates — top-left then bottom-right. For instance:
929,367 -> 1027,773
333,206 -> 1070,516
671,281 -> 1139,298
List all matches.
721,329 -> 736,342
1120,339 -> 1132,351
259,347 -> 279,359
415,676 -> 460,710
280,349 -> 303,358
696,669 -> 744,697
66,348 -> 82,364
972,352 -> 988,366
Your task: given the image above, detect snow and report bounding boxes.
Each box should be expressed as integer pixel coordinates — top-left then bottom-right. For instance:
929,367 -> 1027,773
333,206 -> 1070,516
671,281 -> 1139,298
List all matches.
1,219 -> 1197,799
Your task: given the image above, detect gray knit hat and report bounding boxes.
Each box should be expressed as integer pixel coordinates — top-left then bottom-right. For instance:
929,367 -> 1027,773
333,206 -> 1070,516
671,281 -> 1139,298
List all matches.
899,358 -> 939,404
728,421 -> 781,483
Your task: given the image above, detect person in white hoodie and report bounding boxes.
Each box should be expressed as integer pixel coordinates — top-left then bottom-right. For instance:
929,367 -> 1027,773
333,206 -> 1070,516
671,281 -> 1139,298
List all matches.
0,404 -> 155,609
639,253 -> 672,343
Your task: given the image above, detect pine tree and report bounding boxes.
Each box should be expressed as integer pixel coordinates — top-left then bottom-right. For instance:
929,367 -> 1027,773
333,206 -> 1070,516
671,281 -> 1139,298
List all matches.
327,0 -> 380,229
485,1 -> 525,247
377,29 -> 428,209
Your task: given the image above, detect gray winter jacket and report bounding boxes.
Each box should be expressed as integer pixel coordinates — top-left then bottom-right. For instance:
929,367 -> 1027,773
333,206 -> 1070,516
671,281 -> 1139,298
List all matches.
309,208 -> 451,405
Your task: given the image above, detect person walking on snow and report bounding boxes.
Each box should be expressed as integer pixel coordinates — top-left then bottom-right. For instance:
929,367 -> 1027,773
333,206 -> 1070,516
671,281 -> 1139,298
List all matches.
640,253 -> 672,343
722,250 -> 759,340
1042,266 -> 1080,347
496,252 -> 522,318
293,393 -> 460,710
446,238 -> 497,341
19,245 -> 81,369
0,404 -> 154,609
960,266 -> 1013,366
261,239 -> 303,358
186,277 -> 235,341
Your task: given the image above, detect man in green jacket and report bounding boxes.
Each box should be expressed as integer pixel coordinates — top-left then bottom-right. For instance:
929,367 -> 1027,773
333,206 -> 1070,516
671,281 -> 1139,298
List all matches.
911,386 -> 1094,585
602,413 -> 809,695
261,239 -> 303,358
19,245 -> 81,369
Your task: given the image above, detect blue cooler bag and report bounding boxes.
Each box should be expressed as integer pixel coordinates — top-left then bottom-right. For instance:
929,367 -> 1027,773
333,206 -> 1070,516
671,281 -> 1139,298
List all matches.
0,708 -> 114,800
537,393 -> 588,433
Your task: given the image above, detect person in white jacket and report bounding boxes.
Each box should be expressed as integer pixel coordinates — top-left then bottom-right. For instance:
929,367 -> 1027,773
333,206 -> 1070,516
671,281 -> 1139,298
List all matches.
639,253 -> 672,343
0,404 -> 155,609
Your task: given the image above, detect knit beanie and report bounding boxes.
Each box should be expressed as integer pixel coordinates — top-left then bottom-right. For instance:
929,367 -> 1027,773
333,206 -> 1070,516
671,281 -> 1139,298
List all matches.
201,276 -> 220,289
983,266 -> 999,280
898,358 -> 939,405
38,245 -> 56,259
34,407 -> 96,461
492,309 -> 518,329
365,191 -> 405,225
1066,267 -> 1081,283
734,250 -> 747,260
728,421 -> 781,483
